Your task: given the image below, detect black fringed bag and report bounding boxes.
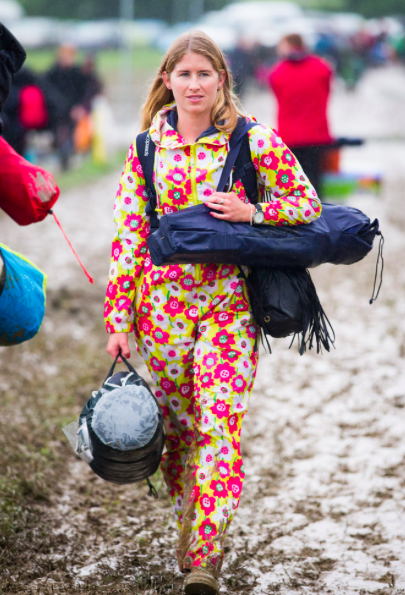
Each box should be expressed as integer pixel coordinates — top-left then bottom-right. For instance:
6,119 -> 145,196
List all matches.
239,266 -> 334,355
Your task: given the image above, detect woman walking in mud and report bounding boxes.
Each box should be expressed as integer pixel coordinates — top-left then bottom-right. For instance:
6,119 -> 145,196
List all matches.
105,31 -> 320,594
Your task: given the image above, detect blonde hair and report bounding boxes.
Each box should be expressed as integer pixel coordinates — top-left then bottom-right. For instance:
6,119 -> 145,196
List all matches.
140,30 -> 244,134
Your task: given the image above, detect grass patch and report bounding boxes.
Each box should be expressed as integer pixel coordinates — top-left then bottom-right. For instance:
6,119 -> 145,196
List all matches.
0,291 -> 108,543
24,47 -> 163,76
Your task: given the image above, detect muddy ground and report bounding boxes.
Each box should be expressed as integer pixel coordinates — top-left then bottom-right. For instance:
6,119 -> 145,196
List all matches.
1,67 -> 405,595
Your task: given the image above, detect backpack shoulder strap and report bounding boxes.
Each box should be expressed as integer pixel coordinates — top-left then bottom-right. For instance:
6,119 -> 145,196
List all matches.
234,132 -> 259,204
216,118 -> 259,202
135,131 -> 159,232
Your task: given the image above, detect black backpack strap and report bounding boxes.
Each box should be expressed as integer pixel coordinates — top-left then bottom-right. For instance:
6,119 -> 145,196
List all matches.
217,118 -> 259,202
234,132 -> 259,204
136,130 -> 159,232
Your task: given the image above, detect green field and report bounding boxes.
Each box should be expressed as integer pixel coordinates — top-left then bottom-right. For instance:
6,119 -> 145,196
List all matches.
24,46 -> 164,76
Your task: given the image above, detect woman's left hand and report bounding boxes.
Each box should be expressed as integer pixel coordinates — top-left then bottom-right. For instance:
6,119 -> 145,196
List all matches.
205,192 -> 252,223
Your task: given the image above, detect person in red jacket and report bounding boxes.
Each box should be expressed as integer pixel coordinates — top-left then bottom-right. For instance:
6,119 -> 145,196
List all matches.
269,33 -> 333,197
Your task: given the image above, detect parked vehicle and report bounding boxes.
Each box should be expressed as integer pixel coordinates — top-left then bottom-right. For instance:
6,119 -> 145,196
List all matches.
63,20 -> 122,50
8,17 -> 65,49
0,0 -> 24,24
154,22 -> 194,53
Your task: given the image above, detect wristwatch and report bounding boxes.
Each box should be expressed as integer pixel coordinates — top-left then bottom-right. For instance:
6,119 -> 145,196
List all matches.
253,203 -> 264,225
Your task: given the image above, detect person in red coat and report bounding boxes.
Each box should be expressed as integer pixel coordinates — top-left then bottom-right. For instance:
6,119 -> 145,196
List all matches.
269,33 -> 333,197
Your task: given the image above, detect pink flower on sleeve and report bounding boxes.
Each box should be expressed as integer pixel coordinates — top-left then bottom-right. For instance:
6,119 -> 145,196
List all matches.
276,168 -> 296,189
217,461 -> 231,478
115,295 -> 132,311
117,275 -> 135,292
269,130 -> 284,148
280,149 -> 296,167
111,240 -> 122,261
104,302 -> 113,317
106,281 -> 118,300
260,151 -> 280,171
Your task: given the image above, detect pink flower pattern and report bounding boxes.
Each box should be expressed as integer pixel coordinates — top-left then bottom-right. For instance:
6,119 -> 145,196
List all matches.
103,102 -> 322,575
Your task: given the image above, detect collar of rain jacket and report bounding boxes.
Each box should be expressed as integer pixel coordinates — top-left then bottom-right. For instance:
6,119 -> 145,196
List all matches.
149,101 -> 231,150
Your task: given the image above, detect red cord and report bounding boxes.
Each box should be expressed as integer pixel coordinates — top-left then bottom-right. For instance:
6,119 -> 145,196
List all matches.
50,210 -> 94,284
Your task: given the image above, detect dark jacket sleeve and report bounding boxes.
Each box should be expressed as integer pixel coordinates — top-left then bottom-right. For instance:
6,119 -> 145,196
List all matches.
0,22 -> 26,133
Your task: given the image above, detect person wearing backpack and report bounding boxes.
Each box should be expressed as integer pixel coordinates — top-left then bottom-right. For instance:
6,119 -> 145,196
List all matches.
3,67 -> 48,156
105,31 -> 320,594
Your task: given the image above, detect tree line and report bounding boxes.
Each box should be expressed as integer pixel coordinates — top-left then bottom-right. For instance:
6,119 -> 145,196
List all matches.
17,0 -> 228,21
17,0 -> 405,21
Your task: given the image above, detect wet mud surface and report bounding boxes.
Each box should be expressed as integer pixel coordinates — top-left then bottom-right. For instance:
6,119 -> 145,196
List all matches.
1,67 -> 405,594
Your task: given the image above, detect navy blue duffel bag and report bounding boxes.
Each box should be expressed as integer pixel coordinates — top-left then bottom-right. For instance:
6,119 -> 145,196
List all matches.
145,117 -> 381,271
139,117 -> 383,353
147,201 -> 379,269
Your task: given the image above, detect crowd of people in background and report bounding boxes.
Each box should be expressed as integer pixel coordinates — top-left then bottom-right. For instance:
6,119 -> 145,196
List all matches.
2,44 -> 102,169
2,17 -> 405,171
227,20 -> 405,98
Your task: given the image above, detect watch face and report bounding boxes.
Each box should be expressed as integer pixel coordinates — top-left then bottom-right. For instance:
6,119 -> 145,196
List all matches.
254,210 -> 265,224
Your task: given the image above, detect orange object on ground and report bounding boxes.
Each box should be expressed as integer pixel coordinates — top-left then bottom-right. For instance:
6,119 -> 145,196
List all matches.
74,114 -> 93,153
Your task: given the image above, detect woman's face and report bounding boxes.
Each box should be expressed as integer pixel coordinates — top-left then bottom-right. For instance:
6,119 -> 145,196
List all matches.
162,51 -> 225,119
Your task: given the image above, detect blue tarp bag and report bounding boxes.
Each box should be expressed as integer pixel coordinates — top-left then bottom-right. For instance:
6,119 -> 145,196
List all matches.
0,243 -> 47,346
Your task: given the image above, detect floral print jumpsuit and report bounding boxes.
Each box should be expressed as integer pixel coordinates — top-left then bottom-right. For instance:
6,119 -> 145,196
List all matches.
104,102 -> 321,576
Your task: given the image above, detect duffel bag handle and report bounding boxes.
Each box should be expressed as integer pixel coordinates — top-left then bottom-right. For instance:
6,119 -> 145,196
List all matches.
105,351 -> 139,383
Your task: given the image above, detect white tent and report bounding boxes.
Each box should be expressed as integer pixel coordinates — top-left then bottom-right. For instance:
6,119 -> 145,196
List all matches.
0,0 -> 24,23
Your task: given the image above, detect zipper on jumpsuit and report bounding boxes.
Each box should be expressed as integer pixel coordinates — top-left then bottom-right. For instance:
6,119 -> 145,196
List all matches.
191,143 -> 202,284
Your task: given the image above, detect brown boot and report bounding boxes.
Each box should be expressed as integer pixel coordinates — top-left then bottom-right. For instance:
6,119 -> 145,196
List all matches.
183,567 -> 219,595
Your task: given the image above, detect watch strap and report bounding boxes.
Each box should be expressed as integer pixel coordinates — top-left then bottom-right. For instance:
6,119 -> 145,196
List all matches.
253,203 -> 264,224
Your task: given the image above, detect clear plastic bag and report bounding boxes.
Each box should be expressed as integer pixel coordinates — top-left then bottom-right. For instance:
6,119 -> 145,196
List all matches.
63,419 -> 94,464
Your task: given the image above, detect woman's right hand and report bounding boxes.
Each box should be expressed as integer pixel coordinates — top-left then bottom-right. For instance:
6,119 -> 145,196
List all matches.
106,332 -> 131,362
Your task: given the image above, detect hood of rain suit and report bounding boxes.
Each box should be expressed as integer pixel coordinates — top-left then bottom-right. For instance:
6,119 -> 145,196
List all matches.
0,23 -> 26,134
